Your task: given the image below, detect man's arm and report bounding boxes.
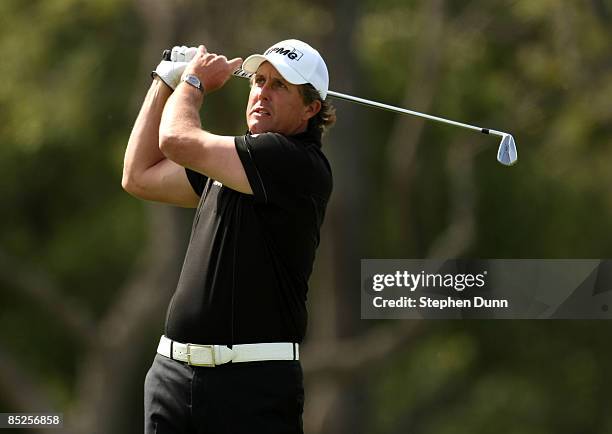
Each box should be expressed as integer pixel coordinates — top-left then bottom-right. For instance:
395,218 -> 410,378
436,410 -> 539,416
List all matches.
158,45 -> 252,195
122,77 -> 200,208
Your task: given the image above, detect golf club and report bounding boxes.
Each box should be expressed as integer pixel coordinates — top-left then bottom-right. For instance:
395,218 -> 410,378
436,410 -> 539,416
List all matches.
163,49 -> 518,166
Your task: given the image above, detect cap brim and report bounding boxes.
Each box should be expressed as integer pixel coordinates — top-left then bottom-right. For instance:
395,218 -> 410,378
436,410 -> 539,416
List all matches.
242,54 -> 308,85
241,54 -> 266,74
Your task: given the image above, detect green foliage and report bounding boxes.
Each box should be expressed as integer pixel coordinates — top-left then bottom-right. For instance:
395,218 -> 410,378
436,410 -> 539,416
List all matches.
0,0 -> 146,403
354,0 -> 612,258
0,0 -> 145,294
369,321 -> 612,434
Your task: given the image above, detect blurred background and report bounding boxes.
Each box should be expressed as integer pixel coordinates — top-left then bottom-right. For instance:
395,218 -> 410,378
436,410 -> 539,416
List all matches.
1,0 -> 612,433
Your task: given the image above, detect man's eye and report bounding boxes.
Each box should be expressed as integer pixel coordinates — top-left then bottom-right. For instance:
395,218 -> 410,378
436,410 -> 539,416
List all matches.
255,77 -> 265,85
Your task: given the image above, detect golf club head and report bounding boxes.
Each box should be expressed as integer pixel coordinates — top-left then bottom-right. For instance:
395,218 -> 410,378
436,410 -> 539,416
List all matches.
497,134 -> 518,166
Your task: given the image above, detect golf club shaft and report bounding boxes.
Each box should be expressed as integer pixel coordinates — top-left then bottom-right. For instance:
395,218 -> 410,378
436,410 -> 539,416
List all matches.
161,50 -> 505,138
233,68 -> 503,138
326,90 -> 504,138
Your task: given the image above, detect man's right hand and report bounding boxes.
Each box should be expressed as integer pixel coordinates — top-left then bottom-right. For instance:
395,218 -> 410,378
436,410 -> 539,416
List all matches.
153,46 -> 198,90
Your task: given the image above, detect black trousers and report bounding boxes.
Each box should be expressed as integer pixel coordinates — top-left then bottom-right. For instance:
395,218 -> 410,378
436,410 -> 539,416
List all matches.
144,353 -> 304,434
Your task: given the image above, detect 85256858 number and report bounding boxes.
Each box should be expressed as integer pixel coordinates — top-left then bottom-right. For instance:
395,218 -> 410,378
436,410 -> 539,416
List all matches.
1,413 -> 62,428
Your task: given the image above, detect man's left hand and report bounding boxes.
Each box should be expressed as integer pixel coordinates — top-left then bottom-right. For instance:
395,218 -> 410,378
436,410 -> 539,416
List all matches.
182,45 -> 243,94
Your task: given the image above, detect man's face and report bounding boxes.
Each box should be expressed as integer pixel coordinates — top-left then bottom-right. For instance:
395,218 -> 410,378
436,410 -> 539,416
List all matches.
246,61 -> 319,136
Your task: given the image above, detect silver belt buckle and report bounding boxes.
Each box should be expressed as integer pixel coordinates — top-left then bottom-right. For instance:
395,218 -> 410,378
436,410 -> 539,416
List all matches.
185,343 -> 216,367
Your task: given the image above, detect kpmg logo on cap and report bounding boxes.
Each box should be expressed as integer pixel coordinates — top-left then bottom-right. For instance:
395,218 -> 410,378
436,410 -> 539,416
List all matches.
265,45 -> 304,61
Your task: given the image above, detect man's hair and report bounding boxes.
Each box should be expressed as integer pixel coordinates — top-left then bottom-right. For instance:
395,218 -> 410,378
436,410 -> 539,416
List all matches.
299,83 -> 336,135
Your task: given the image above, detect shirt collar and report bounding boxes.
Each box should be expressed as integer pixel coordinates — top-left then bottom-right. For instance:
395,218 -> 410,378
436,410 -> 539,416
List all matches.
246,127 -> 322,147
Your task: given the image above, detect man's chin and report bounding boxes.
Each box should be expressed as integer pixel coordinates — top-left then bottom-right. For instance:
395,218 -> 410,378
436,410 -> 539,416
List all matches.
249,121 -> 273,135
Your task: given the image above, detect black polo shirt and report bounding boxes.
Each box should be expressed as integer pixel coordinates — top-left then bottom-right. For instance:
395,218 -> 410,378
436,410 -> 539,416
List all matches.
163,129 -> 332,345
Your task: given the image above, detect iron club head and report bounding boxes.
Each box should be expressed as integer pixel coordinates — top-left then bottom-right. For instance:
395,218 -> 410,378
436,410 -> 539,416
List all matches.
497,134 -> 518,166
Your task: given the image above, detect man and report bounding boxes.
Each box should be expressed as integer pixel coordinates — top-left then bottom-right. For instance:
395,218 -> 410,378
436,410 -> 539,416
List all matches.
122,39 -> 335,434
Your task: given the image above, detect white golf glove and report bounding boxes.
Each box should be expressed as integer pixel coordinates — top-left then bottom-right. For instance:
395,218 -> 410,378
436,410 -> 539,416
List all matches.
152,45 -> 198,90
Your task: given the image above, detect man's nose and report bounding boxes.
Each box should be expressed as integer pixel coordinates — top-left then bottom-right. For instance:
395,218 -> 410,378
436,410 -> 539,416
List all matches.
258,82 -> 272,100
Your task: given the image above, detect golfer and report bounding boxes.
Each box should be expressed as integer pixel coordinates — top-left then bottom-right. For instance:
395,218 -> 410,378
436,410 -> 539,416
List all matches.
122,39 -> 334,434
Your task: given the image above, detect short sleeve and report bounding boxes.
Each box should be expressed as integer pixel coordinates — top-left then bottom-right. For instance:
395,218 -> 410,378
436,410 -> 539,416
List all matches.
235,133 -> 312,205
185,168 -> 208,196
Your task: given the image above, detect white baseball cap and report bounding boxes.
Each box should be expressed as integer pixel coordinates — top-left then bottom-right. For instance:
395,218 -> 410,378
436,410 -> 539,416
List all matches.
242,39 -> 329,100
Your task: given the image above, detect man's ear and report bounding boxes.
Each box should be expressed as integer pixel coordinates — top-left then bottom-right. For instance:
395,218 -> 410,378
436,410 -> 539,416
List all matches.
303,99 -> 322,121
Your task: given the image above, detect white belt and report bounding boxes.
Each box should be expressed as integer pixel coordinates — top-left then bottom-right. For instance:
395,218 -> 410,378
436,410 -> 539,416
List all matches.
156,335 -> 299,367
